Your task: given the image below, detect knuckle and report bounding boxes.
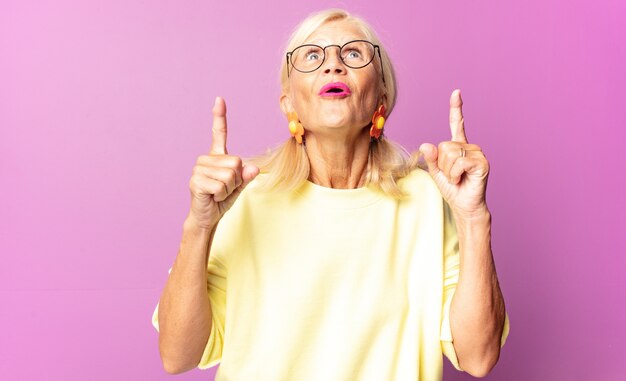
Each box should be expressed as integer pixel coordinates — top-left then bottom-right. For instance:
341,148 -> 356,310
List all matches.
230,156 -> 243,168
226,168 -> 237,183
189,178 -> 198,192
196,155 -> 211,166
444,149 -> 455,162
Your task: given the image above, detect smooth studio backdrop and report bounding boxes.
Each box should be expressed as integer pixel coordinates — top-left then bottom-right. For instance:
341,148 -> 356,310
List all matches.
1,0 -> 624,380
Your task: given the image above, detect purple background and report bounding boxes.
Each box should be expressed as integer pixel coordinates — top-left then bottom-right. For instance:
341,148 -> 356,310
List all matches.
1,0 -> 624,380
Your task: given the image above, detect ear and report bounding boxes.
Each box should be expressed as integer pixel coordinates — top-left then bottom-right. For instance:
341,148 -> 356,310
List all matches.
379,92 -> 388,110
279,93 -> 294,116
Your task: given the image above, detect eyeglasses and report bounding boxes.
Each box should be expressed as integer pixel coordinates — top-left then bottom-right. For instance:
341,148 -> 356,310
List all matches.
286,39 -> 385,84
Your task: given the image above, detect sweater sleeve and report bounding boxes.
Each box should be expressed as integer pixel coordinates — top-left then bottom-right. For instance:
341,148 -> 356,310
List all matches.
439,199 -> 464,371
197,252 -> 228,369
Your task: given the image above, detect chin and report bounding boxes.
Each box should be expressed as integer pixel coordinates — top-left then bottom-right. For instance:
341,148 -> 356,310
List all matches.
318,110 -> 349,126
320,117 -> 349,128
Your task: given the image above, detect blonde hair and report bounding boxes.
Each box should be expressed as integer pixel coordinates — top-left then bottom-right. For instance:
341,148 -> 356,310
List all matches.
250,8 -> 423,198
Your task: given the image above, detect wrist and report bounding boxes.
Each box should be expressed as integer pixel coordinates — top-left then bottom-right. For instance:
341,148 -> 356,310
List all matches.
452,204 -> 491,224
453,208 -> 492,243
183,215 -> 218,235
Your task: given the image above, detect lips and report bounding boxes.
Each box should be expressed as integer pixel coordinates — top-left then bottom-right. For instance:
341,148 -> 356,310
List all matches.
319,82 -> 351,97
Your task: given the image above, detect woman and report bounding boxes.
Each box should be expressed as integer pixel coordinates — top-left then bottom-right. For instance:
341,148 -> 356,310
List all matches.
152,8 -> 510,381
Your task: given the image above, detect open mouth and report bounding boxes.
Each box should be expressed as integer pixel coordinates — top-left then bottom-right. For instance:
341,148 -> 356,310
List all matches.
319,82 -> 351,97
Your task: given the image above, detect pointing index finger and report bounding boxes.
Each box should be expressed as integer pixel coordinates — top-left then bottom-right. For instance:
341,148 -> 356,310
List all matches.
449,89 -> 468,143
211,96 -> 228,155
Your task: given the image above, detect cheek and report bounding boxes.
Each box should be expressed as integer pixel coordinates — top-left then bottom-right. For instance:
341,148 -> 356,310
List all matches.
290,79 -> 316,111
357,70 -> 382,104
290,74 -> 314,96
288,78 -> 318,124
357,80 -> 380,109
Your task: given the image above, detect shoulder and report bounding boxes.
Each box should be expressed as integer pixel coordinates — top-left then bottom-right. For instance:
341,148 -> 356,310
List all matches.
226,173 -> 293,214
397,168 -> 442,200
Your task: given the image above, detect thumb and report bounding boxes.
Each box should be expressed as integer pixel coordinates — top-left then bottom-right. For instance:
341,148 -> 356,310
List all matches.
418,143 -> 440,176
240,164 -> 260,188
224,164 -> 260,205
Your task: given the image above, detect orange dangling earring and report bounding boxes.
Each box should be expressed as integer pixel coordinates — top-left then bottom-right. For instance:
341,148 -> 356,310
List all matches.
287,111 -> 305,144
369,104 -> 386,140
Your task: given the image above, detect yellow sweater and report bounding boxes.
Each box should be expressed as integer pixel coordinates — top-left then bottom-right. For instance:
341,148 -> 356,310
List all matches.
152,168 -> 510,380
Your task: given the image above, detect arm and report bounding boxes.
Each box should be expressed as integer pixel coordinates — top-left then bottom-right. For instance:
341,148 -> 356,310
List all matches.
156,97 -> 259,374
418,89 -> 507,377
449,209 -> 506,377
157,219 -> 217,374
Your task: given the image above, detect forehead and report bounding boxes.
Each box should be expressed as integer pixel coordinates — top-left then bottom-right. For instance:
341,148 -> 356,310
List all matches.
304,20 -> 367,46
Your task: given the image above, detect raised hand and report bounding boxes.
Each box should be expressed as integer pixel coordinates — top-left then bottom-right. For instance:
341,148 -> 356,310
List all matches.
187,97 -> 260,230
418,89 -> 490,219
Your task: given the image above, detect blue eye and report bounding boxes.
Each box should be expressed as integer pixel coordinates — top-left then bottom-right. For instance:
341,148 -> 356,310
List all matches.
303,47 -> 323,61
306,52 -> 321,60
345,49 -> 362,59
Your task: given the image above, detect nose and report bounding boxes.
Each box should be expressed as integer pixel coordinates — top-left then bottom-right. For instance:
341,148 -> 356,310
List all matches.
321,46 -> 346,75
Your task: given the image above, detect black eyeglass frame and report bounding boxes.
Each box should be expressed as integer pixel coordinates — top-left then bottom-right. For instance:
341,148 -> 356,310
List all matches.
286,39 -> 386,84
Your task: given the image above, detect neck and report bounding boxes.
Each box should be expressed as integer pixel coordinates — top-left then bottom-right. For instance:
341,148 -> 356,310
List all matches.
305,130 -> 370,189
